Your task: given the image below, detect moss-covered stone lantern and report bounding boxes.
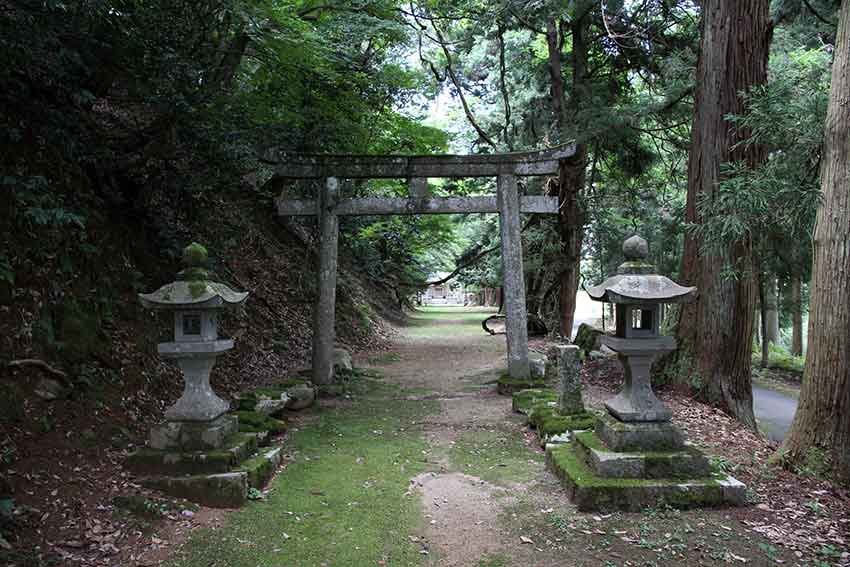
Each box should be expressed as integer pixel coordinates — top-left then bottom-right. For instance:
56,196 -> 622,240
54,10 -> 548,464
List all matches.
544,235 -> 746,512
139,243 -> 248,451
586,235 -> 695,422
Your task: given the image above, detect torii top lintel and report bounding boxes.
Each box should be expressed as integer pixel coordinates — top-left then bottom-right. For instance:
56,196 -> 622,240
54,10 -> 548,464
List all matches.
271,142 -> 576,179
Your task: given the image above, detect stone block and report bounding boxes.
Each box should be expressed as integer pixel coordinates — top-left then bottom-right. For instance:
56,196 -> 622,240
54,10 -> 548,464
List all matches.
143,472 -> 247,508
333,348 -> 353,373
555,345 -> 584,415
546,443 -> 744,512
255,397 -> 291,416
149,415 -> 239,452
497,373 -> 546,395
573,431 -> 711,479
286,383 -> 316,410
127,433 -> 258,476
529,353 -> 546,379
236,446 -> 283,489
595,412 -> 684,453
233,411 -> 287,435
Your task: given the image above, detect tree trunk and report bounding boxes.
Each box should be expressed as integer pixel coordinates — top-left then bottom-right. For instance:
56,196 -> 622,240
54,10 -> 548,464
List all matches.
782,0 -> 850,484
759,273 -> 769,369
764,276 -> 780,345
676,0 -> 771,430
546,14 -> 588,339
790,273 -> 804,356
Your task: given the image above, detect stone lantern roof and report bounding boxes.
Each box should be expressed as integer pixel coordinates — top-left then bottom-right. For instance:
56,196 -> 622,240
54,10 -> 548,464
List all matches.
138,242 -> 249,310
586,235 -> 695,305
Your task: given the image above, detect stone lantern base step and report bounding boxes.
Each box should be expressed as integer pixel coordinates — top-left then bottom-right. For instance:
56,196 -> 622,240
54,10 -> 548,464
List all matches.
126,432 -> 259,476
497,373 -> 547,395
595,412 -> 685,452
546,443 -> 746,512
149,415 -> 239,452
144,472 -> 248,509
573,431 -> 712,479
138,444 -> 284,509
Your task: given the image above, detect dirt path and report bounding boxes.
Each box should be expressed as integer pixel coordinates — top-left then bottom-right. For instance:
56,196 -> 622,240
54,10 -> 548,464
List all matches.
359,306 -> 550,566
356,306 -> 810,567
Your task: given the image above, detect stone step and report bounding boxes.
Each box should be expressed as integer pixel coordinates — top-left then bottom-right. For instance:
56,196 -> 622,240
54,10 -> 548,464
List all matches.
546,443 -> 746,513
497,373 -> 547,395
143,472 -> 247,508
595,412 -> 685,452
573,431 -> 712,479
234,445 -> 284,489
126,433 -> 259,476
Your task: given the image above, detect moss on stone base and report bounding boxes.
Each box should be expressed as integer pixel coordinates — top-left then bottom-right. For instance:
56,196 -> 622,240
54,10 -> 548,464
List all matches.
126,433 -> 258,476
511,388 -> 557,414
144,472 -> 247,508
546,443 -> 741,512
233,411 -> 287,434
237,378 -> 310,411
526,403 -> 596,437
573,431 -> 711,479
235,447 -> 282,489
538,412 -> 597,437
497,373 -> 547,395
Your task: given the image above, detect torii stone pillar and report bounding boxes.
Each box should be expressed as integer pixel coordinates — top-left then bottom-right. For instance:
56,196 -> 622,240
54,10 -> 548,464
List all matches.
497,173 -> 530,379
313,177 -> 339,385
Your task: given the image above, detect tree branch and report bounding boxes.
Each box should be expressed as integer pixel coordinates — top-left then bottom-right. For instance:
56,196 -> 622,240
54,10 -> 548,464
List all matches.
431,21 -> 498,149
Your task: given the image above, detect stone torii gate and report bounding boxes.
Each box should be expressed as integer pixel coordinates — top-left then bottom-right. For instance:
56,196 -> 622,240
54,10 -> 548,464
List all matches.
273,143 -> 575,385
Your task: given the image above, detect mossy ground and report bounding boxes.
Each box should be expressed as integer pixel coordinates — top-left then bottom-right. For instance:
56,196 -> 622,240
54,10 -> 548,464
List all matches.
405,306 -> 497,339
166,377 -> 438,567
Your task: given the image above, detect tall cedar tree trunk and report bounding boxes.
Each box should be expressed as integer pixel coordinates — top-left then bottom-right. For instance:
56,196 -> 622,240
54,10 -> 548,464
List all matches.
546,15 -> 588,339
764,276 -> 780,344
789,273 -> 804,356
758,273 -> 770,369
782,0 -> 850,483
677,0 -> 771,429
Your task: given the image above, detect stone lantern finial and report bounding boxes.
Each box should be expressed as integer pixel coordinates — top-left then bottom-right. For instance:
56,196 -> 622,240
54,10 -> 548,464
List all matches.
179,242 -> 210,281
622,234 -> 648,260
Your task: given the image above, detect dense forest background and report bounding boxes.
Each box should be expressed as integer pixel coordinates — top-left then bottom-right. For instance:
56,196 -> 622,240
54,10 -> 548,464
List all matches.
1,0 -> 848,489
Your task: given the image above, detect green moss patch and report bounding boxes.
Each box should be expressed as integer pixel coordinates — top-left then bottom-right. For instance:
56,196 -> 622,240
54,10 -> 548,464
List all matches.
237,379 -> 311,411
496,373 -> 546,395
511,388 -> 556,414
538,412 -> 596,437
235,447 -> 281,490
126,433 -> 258,476
233,411 -> 287,434
166,396 -> 438,567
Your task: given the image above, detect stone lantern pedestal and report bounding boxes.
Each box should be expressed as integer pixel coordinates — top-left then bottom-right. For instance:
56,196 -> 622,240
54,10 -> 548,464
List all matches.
126,243 -> 283,508
546,236 -> 747,511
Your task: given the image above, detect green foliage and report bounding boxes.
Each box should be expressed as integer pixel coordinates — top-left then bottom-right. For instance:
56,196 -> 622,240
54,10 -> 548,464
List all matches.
693,34 -> 828,282
751,342 -> 805,373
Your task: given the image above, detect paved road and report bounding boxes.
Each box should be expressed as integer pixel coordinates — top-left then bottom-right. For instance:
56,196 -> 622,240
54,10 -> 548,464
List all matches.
753,384 -> 798,442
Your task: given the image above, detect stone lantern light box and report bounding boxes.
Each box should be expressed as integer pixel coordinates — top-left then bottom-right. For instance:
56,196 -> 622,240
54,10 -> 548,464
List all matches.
586,234 -> 696,423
